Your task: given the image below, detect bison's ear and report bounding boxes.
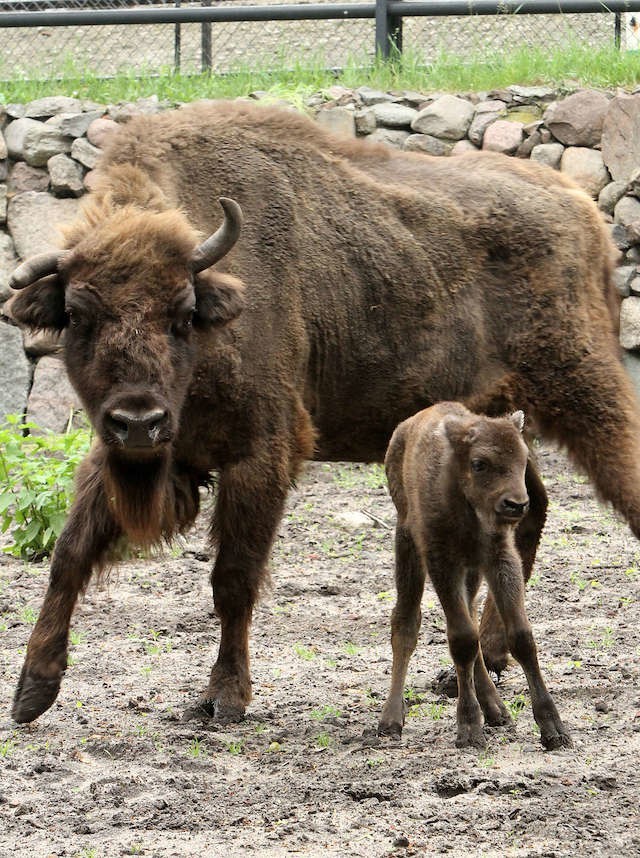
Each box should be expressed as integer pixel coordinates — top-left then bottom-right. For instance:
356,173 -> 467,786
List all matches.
510,410 -> 525,433
193,271 -> 245,330
5,275 -> 67,332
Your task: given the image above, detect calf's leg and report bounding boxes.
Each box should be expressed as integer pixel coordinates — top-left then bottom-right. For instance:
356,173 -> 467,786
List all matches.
12,458 -> 120,723
201,447 -> 292,721
484,543 -> 571,750
378,526 -> 426,736
479,459 -> 547,674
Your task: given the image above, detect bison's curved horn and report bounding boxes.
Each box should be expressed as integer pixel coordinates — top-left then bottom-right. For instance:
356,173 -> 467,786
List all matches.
9,251 -> 69,290
191,197 -> 243,273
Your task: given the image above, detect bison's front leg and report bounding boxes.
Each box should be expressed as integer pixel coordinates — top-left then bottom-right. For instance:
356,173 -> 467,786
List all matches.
200,449 -> 291,721
12,457 -> 121,723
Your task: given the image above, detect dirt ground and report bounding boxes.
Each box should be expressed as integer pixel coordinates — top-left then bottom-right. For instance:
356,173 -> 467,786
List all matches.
1,442 -> 640,858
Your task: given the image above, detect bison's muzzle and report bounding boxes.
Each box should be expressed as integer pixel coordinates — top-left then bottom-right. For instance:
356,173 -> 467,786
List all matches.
104,406 -> 170,450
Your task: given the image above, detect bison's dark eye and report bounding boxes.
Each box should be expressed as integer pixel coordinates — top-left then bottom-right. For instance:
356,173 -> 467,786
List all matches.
471,459 -> 488,473
170,310 -> 195,338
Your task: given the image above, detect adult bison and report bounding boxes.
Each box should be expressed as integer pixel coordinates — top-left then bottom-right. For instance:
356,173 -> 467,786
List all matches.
8,99 -> 639,724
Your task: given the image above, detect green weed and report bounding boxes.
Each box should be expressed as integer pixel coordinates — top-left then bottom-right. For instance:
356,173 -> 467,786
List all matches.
0,415 -> 91,558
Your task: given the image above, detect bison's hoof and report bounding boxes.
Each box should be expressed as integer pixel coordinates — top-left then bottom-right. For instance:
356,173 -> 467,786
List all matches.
12,667 -> 62,724
541,728 -> 573,751
455,724 -> 486,749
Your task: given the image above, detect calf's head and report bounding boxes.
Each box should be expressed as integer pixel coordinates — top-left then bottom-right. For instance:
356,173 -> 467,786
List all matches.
443,411 -> 529,530
7,194 -> 245,541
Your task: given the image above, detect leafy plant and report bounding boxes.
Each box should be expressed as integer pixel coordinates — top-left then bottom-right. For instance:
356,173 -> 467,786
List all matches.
0,415 -> 91,559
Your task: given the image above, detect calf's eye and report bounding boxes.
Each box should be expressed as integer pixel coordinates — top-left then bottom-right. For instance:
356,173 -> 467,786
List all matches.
471,459 -> 488,473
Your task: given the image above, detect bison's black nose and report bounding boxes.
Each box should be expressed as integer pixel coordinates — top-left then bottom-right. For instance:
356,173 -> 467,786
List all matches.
497,497 -> 530,520
105,407 -> 169,448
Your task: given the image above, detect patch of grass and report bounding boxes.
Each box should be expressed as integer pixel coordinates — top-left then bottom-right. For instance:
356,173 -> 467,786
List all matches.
342,641 -> 360,656
227,740 -> 244,755
1,43 -> 640,105
188,737 -> 206,758
310,704 -> 341,721
315,731 -> 332,749
294,643 -> 316,661
506,693 -> 527,721
0,415 -> 91,559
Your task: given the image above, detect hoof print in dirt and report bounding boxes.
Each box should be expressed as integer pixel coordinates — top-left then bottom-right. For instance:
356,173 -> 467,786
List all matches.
12,668 -> 62,724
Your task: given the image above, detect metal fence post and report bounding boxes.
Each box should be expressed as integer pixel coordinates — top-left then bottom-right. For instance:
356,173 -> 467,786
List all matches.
174,0 -> 181,71
375,0 -> 403,58
201,0 -> 212,71
615,11 -> 621,48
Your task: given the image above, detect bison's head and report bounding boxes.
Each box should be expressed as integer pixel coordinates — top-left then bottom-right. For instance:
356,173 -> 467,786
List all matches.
7,195 -> 244,541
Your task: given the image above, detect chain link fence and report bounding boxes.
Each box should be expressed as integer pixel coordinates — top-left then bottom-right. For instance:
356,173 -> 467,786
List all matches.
0,1 -> 630,81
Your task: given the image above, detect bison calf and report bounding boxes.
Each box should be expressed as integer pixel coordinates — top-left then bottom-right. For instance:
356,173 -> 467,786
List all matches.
378,402 -> 571,751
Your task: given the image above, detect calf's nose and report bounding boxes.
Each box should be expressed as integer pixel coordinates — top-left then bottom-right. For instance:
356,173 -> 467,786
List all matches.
105,407 -> 169,448
497,496 -> 530,520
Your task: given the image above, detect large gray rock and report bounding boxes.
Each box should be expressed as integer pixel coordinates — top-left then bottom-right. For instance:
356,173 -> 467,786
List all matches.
602,94 -> 640,182
7,192 -> 80,260
0,320 -> 31,422
614,265 -> 636,298
354,108 -> 377,136
87,116 -> 119,148
544,90 -> 609,147
411,95 -> 474,140
70,137 -> 102,170
367,128 -> 410,148
614,194 -> 640,227
560,147 -> 610,198
8,162 -> 49,195
620,296 -> 640,350
403,134 -> 453,156
24,96 -> 84,119
531,143 -> 565,171
48,153 -> 85,198
315,106 -> 355,138
5,117 -> 72,167
468,100 -> 506,146
371,102 -> 418,128
46,110 -> 104,139
27,355 -> 82,433
356,87 -> 396,106
0,231 -> 18,302
482,119 -> 524,154
5,118 -> 43,159
598,180 -> 629,216
0,132 -> 6,161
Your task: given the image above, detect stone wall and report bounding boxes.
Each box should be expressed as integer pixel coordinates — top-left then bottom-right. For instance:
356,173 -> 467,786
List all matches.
1,87 -> 640,428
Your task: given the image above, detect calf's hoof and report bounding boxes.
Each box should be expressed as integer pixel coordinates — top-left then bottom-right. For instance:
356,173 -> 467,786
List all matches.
188,695 -> 246,723
377,718 -> 404,738
12,666 -> 62,723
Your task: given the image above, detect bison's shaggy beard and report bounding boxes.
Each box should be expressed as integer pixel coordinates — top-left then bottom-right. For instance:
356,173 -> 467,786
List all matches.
103,452 -> 172,546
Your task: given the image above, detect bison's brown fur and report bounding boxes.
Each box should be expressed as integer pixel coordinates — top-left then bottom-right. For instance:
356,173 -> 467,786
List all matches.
8,100 -> 640,725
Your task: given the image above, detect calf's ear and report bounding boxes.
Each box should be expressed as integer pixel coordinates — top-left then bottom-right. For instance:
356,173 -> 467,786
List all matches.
442,415 -> 475,449
194,271 -> 245,330
5,275 -> 67,332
